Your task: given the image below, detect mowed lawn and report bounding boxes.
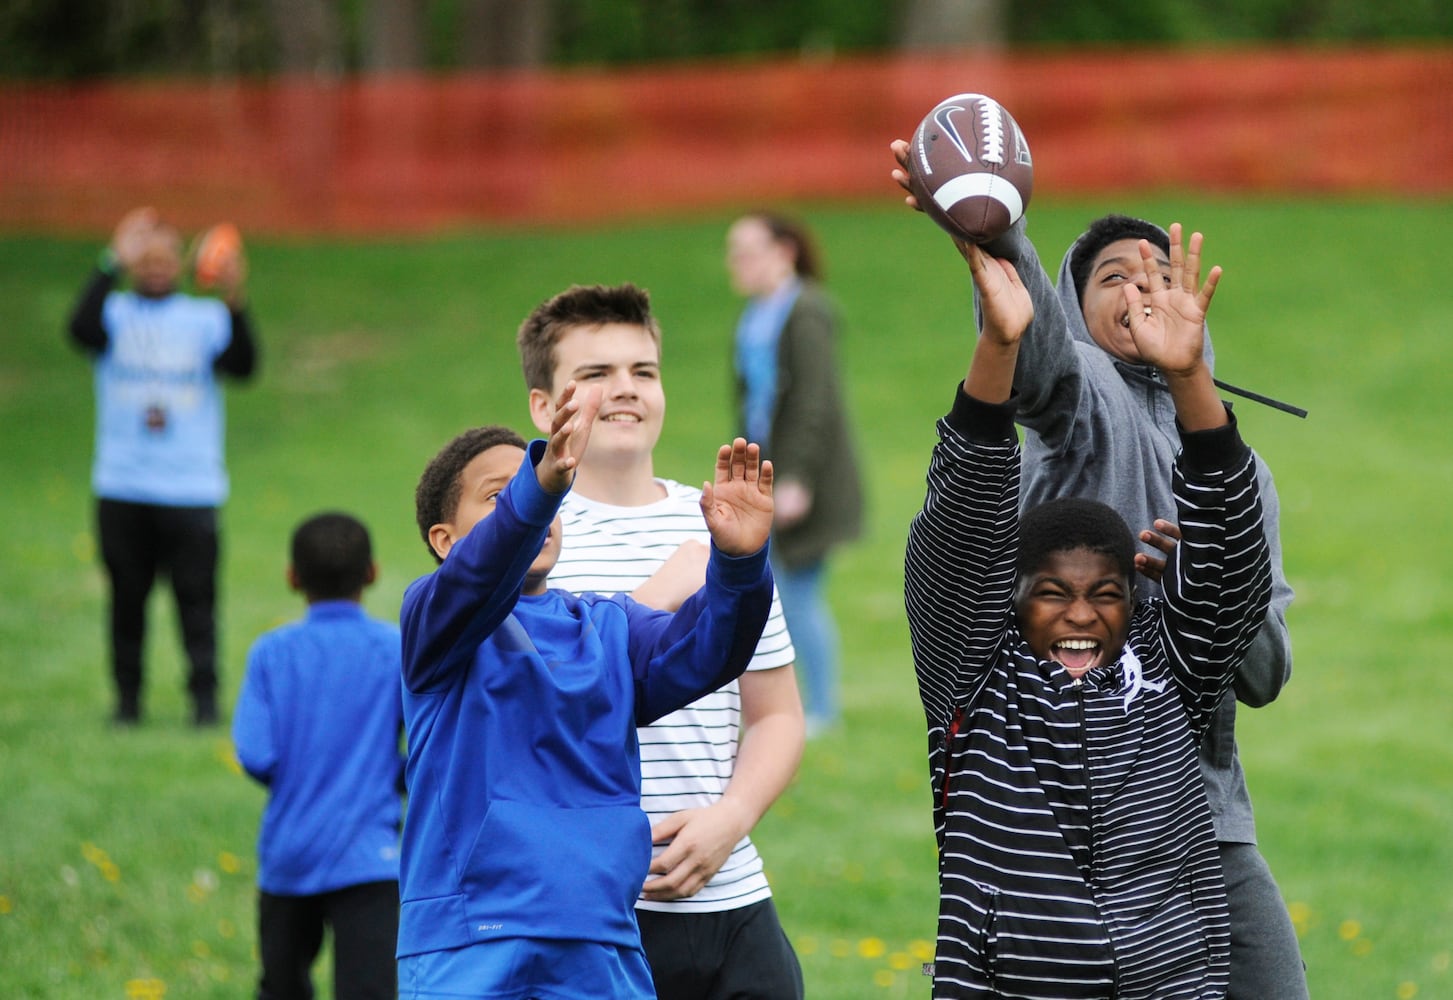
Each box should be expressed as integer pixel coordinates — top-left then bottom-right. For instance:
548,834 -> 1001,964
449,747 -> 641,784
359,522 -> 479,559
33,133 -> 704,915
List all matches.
1,197 -> 1450,998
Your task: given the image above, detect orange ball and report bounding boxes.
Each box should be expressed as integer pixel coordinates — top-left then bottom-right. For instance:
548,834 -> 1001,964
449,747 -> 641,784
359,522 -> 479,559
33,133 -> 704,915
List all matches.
194,223 -> 242,288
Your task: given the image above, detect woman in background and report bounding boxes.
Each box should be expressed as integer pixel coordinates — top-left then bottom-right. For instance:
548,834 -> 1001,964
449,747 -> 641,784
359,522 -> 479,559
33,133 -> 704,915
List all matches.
725,212 -> 864,737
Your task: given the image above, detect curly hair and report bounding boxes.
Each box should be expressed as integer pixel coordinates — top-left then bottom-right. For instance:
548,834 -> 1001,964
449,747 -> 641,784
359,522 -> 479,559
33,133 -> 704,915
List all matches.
516,283 -> 661,392
1015,497 -> 1136,605
290,511 -> 373,600
1068,214 -> 1170,307
414,425 -> 527,563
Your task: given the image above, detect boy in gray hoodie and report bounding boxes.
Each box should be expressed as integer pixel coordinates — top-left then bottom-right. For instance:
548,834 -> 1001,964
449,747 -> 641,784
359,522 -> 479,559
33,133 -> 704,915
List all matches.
892,145 -> 1307,1000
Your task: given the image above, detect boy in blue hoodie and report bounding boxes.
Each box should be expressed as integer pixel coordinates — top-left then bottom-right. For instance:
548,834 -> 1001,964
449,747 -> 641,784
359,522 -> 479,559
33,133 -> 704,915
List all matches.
396,382 -> 776,999
233,511 -> 404,1000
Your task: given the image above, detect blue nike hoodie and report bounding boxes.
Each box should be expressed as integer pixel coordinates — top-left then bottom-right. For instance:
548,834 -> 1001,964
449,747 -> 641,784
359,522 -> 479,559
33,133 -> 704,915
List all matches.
396,440 -> 772,958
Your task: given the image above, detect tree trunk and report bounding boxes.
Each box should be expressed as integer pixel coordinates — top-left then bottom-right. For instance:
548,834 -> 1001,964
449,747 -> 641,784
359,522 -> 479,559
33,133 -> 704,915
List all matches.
458,0 -> 552,69
265,0 -> 342,75
899,0 -> 1006,49
365,0 -> 425,72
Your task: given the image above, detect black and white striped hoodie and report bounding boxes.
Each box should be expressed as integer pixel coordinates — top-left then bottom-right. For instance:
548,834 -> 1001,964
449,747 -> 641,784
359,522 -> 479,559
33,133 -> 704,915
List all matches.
904,389 -> 1271,1000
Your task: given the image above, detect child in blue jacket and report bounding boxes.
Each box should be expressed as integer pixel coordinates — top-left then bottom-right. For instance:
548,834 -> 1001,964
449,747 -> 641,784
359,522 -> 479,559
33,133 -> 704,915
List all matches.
233,511 -> 404,1000
397,382 -> 776,999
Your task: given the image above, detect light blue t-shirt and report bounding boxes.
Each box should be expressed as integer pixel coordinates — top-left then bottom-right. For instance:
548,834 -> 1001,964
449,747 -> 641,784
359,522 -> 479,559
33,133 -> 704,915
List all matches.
92,291 -> 234,506
734,278 -> 802,446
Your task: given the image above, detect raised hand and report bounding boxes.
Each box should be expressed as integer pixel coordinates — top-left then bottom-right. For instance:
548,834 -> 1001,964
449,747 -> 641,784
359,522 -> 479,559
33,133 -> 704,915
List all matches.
699,438 -> 774,557
967,242 -> 1033,347
1122,223 -> 1222,378
536,380 -> 601,495
889,139 -> 923,213
111,206 -> 158,272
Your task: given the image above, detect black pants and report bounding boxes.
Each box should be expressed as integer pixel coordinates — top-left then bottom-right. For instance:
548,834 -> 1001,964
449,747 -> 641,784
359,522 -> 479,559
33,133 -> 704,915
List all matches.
258,881 -> 400,1000
637,897 -> 803,1000
97,498 -> 219,710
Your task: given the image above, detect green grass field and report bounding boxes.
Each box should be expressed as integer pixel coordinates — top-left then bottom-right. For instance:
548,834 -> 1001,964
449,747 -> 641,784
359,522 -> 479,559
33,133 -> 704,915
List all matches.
2,197 -> 1450,998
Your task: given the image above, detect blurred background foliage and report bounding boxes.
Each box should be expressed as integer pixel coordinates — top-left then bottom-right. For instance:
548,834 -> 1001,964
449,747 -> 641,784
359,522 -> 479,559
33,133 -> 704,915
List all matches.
2,0 -> 1449,81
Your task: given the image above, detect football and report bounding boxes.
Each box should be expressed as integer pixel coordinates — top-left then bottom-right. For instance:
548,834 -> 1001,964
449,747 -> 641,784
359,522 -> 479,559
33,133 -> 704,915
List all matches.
193,222 -> 242,288
906,93 -> 1033,244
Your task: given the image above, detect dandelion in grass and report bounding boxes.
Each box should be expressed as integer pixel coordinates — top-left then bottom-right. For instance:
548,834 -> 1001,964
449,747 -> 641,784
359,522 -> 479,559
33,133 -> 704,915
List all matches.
80,841 -> 120,881
187,869 -> 217,906
214,740 -> 243,775
1287,900 -> 1310,935
124,978 -> 166,999
72,532 -> 95,563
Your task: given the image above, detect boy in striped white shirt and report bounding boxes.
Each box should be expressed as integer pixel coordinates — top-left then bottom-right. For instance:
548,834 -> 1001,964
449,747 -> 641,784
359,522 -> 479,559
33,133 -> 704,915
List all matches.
905,233 -> 1271,999
517,283 -> 806,1000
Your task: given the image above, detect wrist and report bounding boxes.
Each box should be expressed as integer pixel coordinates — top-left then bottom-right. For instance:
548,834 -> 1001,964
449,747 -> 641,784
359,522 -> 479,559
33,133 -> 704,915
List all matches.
713,793 -> 760,836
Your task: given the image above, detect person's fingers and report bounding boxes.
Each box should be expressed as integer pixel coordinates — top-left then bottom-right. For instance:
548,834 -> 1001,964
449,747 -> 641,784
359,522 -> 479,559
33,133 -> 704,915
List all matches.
1198,265 -> 1223,314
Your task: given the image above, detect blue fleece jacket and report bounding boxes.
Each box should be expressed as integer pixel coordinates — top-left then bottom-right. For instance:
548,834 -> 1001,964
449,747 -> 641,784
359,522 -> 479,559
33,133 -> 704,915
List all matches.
396,441 -> 772,959
232,601 -> 404,896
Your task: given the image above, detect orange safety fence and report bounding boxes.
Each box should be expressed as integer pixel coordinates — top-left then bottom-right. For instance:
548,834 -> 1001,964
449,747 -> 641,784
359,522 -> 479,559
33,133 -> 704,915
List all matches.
1,45 -> 1449,237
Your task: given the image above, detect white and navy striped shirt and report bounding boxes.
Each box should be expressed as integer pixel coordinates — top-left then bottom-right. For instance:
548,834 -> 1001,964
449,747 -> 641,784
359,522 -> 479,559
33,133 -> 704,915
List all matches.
548,479 -> 795,913
905,392 -> 1270,1000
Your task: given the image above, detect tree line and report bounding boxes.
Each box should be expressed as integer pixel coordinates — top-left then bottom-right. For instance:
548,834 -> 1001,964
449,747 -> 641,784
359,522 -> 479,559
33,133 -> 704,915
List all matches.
2,0 -> 1446,80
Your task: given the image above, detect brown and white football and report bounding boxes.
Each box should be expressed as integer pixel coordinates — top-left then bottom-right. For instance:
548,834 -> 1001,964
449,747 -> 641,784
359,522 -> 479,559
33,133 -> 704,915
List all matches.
906,94 -> 1033,244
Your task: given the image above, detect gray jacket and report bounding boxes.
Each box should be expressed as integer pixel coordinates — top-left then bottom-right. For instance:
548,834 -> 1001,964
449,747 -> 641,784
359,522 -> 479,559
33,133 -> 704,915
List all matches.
977,218 -> 1294,843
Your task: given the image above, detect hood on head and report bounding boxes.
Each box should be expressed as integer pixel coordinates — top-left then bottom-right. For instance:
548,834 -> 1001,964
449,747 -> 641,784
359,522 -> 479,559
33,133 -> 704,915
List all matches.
1056,219 -> 1215,373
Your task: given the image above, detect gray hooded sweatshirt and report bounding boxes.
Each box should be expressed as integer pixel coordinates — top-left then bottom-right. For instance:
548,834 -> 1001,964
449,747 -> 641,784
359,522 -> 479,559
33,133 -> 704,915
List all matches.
978,217 -> 1294,844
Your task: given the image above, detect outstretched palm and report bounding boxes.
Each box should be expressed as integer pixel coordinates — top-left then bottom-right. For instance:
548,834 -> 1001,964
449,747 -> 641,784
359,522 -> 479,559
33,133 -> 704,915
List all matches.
1124,223 -> 1222,377
538,381 -> 601,494
699,438 -> 774,557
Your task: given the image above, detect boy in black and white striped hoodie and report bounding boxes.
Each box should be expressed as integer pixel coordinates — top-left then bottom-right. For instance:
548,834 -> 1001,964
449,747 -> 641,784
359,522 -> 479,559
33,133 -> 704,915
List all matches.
904,229 -> 1270,999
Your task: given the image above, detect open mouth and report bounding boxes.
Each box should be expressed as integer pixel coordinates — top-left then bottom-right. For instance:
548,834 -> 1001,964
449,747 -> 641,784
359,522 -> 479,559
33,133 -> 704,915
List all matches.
1052,638 -> 1101,674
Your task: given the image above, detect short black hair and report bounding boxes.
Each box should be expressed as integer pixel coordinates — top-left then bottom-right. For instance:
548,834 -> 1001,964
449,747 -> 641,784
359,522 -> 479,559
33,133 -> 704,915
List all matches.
415,425 -> 528,563
1016,497 -> 1136,595
1068,214 -> 1171,307
291,511 -> 373,600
